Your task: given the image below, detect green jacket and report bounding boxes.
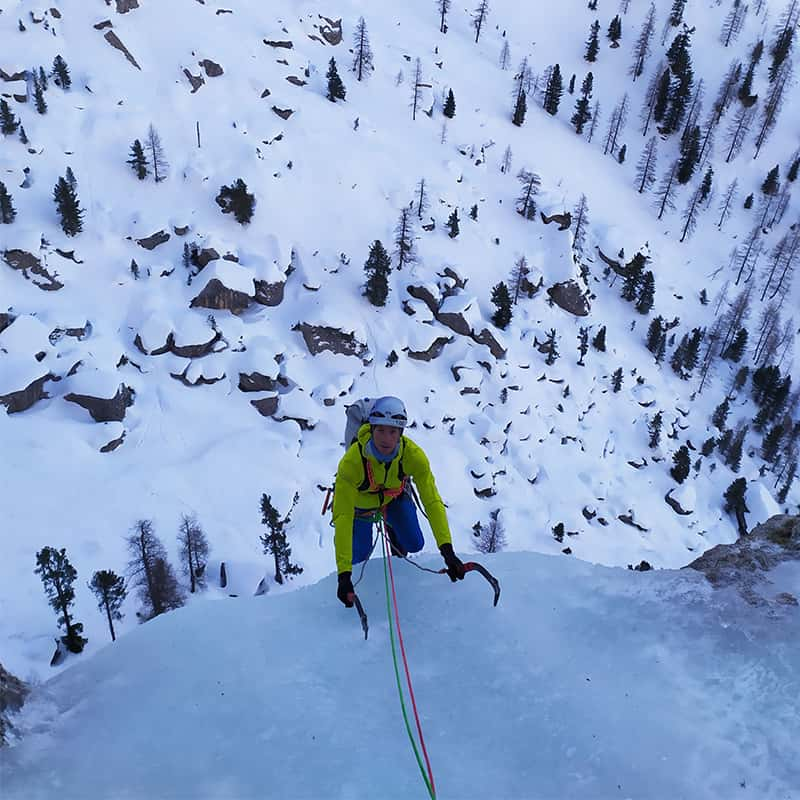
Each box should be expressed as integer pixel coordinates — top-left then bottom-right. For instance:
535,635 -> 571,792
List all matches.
333,424 -> 452,574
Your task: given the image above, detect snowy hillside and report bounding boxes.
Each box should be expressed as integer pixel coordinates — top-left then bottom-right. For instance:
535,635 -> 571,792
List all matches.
3,552 -> 800,799
1,0 -> 798,687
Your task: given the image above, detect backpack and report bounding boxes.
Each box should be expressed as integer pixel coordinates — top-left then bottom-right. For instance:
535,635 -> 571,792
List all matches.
343,397 -> 374,448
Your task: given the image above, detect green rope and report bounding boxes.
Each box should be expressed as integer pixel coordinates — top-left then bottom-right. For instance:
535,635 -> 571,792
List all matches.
379,520 -> 436,800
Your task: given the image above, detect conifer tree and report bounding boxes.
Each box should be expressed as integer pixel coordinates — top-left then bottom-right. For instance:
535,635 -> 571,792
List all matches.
572,194 -> 590,261
761,165 -> 780,196
723,478 -> 748,528
543,64 -> 563,115
720,1 -> 748,48
260,493 -> 302,585
35,547 -> 87,654
653,69 -> 671,124
364,239 -> 391,306
743,193 -> 754,209
394,208 -> 417,270
635,270 -> 655,313
215,178 -> 256,225
446,208 -> 460,238
127,139 -> 148,180
351,17 -> 374,81
761,423 -> 785,465
712,396 -> 730,430
178,514 -> 210,594
500,145 -> 513,174
126,520 -> 185,620
544,328 -> 559,365
472,0 -> 489,43
669,0 -> 687,27
512,61 -> 528,126
701,437 -> 716,456
53,175 -> 84,236
592,325 -> 606,351
491,282 -> 512,329
699,166 -> 714,203
0,181 -> 17,224
636,136 -> 658,193
33,74 -> 47,114
585,20 -> 600,62
617,144 -> 627,163
516,169 -> 540,219
437,0 -> 451,33
679,183 -> 704,243
410,58 -> 424,121
671,445 -> 691,483
677,125 -> 700,184
723,328 -> 748,362
52,55 -> 71,89
621,252 -> 647,301
88,570 -> 126,642
577,327 -> 589,366
443,88 -> 456,118
0,99 -> 19,135
470,204 -> 478,220
648,411 -> 663,449
509,255 -> 529,304
38,66 -> 48,90
726,426 -> 747,472
571,72 -> 593,134
788,156 -> 800,182
777,461 -> 797,504
568,74 -> 576,94
326,58 -> 346,101
607,15 -> 622,48
19,124 -> 28,145
646,316 -> 664,354
611,367 -> 624,392
414,178 -> 429,220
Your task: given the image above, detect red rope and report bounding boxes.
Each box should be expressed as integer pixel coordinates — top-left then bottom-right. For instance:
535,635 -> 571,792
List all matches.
382,514 -> 437,797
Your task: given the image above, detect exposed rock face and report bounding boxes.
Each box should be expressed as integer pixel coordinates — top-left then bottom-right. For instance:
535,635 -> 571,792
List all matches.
199,59 -> 223,77
540,211 -> 572,230
318,16 -> 343,45
134,329 -> 224,358
0,68 -> 28,82
665,488 -> 693,516
686,515 -> 800,605
405,335 -> 454,362
1,663 -> 28,746
286,76 -> 307,86
193,248 -> 220,270
547,280 -> 590,316
293,323 -> 368,358
190,279 -> 251,315
251,396 -> 279,417
253,278 -> 285,307
239,372 -> 280,392
0,373 -> 58,414
115,0 -> 140,11
3,249 -> 63,291
271,106 -> 294,120
183,68 -> 204,92
103,31 -> 141,70
136,230 -> 170,250
64,384 -> 135,422
0,313 -> 14,334
264,39 -> 294,48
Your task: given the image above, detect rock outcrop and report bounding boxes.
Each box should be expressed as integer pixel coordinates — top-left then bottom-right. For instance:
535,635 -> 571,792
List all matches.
293,323 -> 368,359
0,373 -> 58,413
0,663 -> 28,747
3,249 -> 63,291
64,383 -> 135,422
547,280 -> 590,316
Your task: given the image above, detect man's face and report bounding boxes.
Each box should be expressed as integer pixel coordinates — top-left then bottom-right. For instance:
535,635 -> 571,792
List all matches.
372,424 -> 402,455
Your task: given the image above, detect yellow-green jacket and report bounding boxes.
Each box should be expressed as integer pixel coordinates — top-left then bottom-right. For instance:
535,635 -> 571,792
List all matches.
333,424 -> 452,574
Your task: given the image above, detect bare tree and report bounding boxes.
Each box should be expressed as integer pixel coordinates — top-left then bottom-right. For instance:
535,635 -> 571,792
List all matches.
145,124 -> 168,183
733,227 -> 763,284
572,194 -> 590,261
639,63 -> 665,137
717,178 -> 739,229
178,514 -> 210,594
509,255 -> 529,304
636,136 -> 658,193
499,39 -> 511,70
654,160 -> 680,220
415,177 -> 429,220
500,145 -> 513,174
474,509 -> 506,553
473,0 -> 490,43
126,520 -> 184,620
351,17 -> 374,81
516,169 -> 541,219
709,60 -> 742,129
587,100 -> 601,143
754,60 -> 793,158
761,223 -> 800,301
394,207 -> 417,270
629,3 -> 656,80
720,1 -> 748,47
410,58 -> 425,121
603,93 -> 629,156
437,0 -> 451,33
719,286 -> 754,356
679,183 -> 705,242
724,104 -> 756,162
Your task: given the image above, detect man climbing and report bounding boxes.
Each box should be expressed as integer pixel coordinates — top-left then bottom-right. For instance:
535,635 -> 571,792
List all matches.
333,396 -> 466,607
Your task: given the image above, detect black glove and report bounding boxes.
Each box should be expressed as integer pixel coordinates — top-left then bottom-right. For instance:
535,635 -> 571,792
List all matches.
337,571 -> 355,607
439,543 -> 466,582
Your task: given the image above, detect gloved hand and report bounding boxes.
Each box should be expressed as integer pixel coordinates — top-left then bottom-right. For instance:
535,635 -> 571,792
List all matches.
439,543 -> 466,582
337,571 -> 355,607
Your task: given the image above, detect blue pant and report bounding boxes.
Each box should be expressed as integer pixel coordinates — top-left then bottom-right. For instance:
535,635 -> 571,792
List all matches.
352,492 -> 425,564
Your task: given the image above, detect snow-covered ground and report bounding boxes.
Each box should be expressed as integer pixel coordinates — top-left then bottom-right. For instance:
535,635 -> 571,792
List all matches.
2,552 -> 799,799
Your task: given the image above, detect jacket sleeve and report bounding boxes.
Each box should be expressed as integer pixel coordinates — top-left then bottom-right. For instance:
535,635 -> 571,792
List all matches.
404,439 -> 452,549
332,447 -> 362,574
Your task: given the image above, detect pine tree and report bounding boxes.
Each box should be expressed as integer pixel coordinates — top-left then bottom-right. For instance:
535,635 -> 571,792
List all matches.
621,252 -> 647,301
88,570 -> 126,642
761,423 -> 785,464
146,124 -> 168,182
509,255 -> 529,304
777,460 -> 797,504
723,477 -> 748,516
669,0 -> 687,27
761,165 -> 780,196
701,437 -> 716,456
512,83 -> 527,126
712,396 -> 730,430
577,327 -> 589,366
19,124 -> 28,145
491,282 -> 512,329
126,520 -> 185,620
653,69 -> 671,124
394,208 -> 417,270
587,100 -> 601,142
53,175 -> 84,236
671,445 -> 691,483
611,367 -> 624,392
326,58 -> 346,101
414,178 -> 429,220
720,0 -> 748,48
572,194 -> 590,261
699,167 -> 714,203
592,325 -> 607,351
351,17 -> 374,81
127,139 -> 148,180
607,15 -> 622,48
260,493 -> 302,585
0,99 -> 19,135
215,178 -> 256,224
364,239 -> 391,306
543,64 -> 563,115
38,66 -> 48,90
646,316 -> 664,354
470,204 -> 478,220
33,74 -> 47,114
744,192 -> 754,209
178,514 -> 210,594
571,72 -> 593,134
677,125 -> 701,184
65,166 -> 77,191
723,328 -> 748,362
52,54 -> 71,89
410,58 -> 424,121
603,94 -> 629,157
500,145 -> 513,174
443,88 -> 456,118
726,426 -> 748,472
0,182 -> 17,224
35,547 -> 87,654
437,0 -> 451,34
617,144 -> 627,163
516,169 -> 541,219
568,74 -> 576,94
648,411 -> 663,449
635,270 -> 655,313
585,20 -> 600,62
446,208 -> 460,238
679,184 -> 705,243
544,328 -> 559,365
788,156 -> 800,182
